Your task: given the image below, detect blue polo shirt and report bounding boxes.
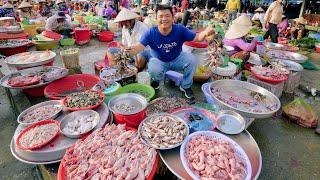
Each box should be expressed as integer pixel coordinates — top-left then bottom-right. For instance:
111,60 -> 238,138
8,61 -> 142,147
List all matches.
140,24 -> 196,62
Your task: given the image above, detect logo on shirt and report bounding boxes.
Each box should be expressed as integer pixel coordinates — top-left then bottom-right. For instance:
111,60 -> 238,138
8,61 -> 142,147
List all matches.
157,42 -> 177,53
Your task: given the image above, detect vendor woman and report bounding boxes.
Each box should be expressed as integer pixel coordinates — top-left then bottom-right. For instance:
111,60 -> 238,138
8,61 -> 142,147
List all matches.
251,7 -> 265,28
223,15 -> 257,57
290,17 -> 308,40
18,1 -> 36,21
45,11 -> 73,36
127,5 -> 215,99
113,8 -> 150,71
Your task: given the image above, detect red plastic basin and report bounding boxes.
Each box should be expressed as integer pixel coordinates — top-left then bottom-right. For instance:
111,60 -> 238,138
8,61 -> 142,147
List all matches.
113,109 -> 147,128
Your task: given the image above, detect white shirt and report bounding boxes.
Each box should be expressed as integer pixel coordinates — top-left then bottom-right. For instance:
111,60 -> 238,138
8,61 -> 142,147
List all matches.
252,12 -> 265,24
121,21 -> 149,47
45,14 -> 72,31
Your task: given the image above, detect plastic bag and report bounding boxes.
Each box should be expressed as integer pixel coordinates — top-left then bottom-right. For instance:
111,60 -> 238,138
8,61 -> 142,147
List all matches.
282,98 -> 318,128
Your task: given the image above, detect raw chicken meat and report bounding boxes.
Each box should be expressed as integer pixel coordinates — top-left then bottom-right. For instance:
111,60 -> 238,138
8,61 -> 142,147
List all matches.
185,135 -> 248,180
63,124 -> 157,180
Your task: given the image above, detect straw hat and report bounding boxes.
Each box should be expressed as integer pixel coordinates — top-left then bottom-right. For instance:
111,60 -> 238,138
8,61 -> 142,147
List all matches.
294,17 -> 307,25
232,14 -> 252,26
254,7 -> 264,12
147,9 -> 155,14
194,7 -> 200,12
3,3 -> 14,9
18,1 -> 32,9
225,24 -> 250,39
114,8 -> 139,23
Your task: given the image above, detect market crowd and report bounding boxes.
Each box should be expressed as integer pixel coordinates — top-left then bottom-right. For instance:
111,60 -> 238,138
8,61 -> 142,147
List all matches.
0,0 -> 312,99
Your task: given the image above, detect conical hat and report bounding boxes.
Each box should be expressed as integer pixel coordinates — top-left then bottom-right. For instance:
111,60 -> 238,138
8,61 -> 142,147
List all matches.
194,7 -> 200,11
294,17 -> 307,25
254,7 -> 264,12
232,14 -> 252,26
18,1 -> 32,9
3,3 -> 14,9
114,8 -> 139,23
147,9 -> 155,14
225,24 -> 250,39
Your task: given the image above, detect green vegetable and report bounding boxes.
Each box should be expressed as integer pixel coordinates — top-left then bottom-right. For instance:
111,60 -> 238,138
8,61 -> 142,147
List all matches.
289,37 -> 320,48
249,28 -> 264,36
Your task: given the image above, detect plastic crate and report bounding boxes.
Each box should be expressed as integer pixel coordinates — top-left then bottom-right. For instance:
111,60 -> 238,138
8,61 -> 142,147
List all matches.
284,71 -> 302,93
247,75 -> 284,98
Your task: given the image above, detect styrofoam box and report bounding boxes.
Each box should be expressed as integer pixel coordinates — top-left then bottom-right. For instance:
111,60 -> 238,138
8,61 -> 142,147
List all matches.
284,71 -> 302,93
247,75 -> 284,98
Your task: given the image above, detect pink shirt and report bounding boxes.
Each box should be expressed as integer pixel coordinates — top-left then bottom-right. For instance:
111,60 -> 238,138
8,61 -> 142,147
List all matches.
277,19 -> 288,33
223,38 -> 257,55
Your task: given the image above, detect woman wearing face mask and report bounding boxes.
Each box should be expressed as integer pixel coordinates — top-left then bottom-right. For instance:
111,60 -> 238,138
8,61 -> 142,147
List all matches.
263,0 -> 283,43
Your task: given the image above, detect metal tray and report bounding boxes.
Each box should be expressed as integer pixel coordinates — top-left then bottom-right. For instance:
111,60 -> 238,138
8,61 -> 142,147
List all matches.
159,129 -> 262,180
209,80 -> 281,119
266,50 -> 308,63
269,59 -> 304,72
5,51 -> 56,68
10,103 -> 110,164
108,93 -> 148,115
138,113 -> 189,150
17,100 -> 62,126
0,66 -> 68,89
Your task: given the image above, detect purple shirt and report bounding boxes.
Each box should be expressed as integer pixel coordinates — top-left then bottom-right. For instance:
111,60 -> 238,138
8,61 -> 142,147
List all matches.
103,7 -> 114,16
120,0 -> 129,8
277,19 -> 288,33
223,38 -> 257,55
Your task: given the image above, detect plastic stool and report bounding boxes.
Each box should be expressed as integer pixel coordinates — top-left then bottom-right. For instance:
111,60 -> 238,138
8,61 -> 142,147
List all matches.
165,71 -> 183,86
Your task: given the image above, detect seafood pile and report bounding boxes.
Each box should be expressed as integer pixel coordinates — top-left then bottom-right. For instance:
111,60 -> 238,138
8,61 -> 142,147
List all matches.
139,114 -> 189,149
20,105 -> 61,123
65,91 -> 103,108
187,111 -> 214,132
62,114 -> 98,136
63,124 -> 157,179
251,65 -> 290,80
147,97 -> 189,115
7,75 -> 41,87
203,41 -> 224,68
31,67 -> 66,82
6,67 -> 66,87
17,122 -> 59,149
0,39 -> 30,48
115,103 -> 136,113
211,87 -> 278,113
184,135 -> 248,179
7,51 -> 53,64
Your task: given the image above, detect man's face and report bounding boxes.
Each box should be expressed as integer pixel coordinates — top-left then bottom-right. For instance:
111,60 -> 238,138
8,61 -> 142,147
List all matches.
120,20 -> 133,29
157,9 -> 173,29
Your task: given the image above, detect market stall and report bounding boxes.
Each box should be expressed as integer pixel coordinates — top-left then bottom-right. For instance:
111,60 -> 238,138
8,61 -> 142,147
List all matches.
0,4 -> 319,180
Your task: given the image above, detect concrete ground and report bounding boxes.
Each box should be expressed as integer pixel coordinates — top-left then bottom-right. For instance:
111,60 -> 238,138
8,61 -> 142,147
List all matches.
0,39 -> 319,179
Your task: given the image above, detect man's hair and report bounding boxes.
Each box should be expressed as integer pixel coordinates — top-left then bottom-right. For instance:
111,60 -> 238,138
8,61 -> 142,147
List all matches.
155,4 -> 173,16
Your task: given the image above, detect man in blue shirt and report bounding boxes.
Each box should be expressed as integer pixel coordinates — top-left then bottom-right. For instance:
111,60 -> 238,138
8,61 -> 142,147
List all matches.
127,5 -> 214,99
